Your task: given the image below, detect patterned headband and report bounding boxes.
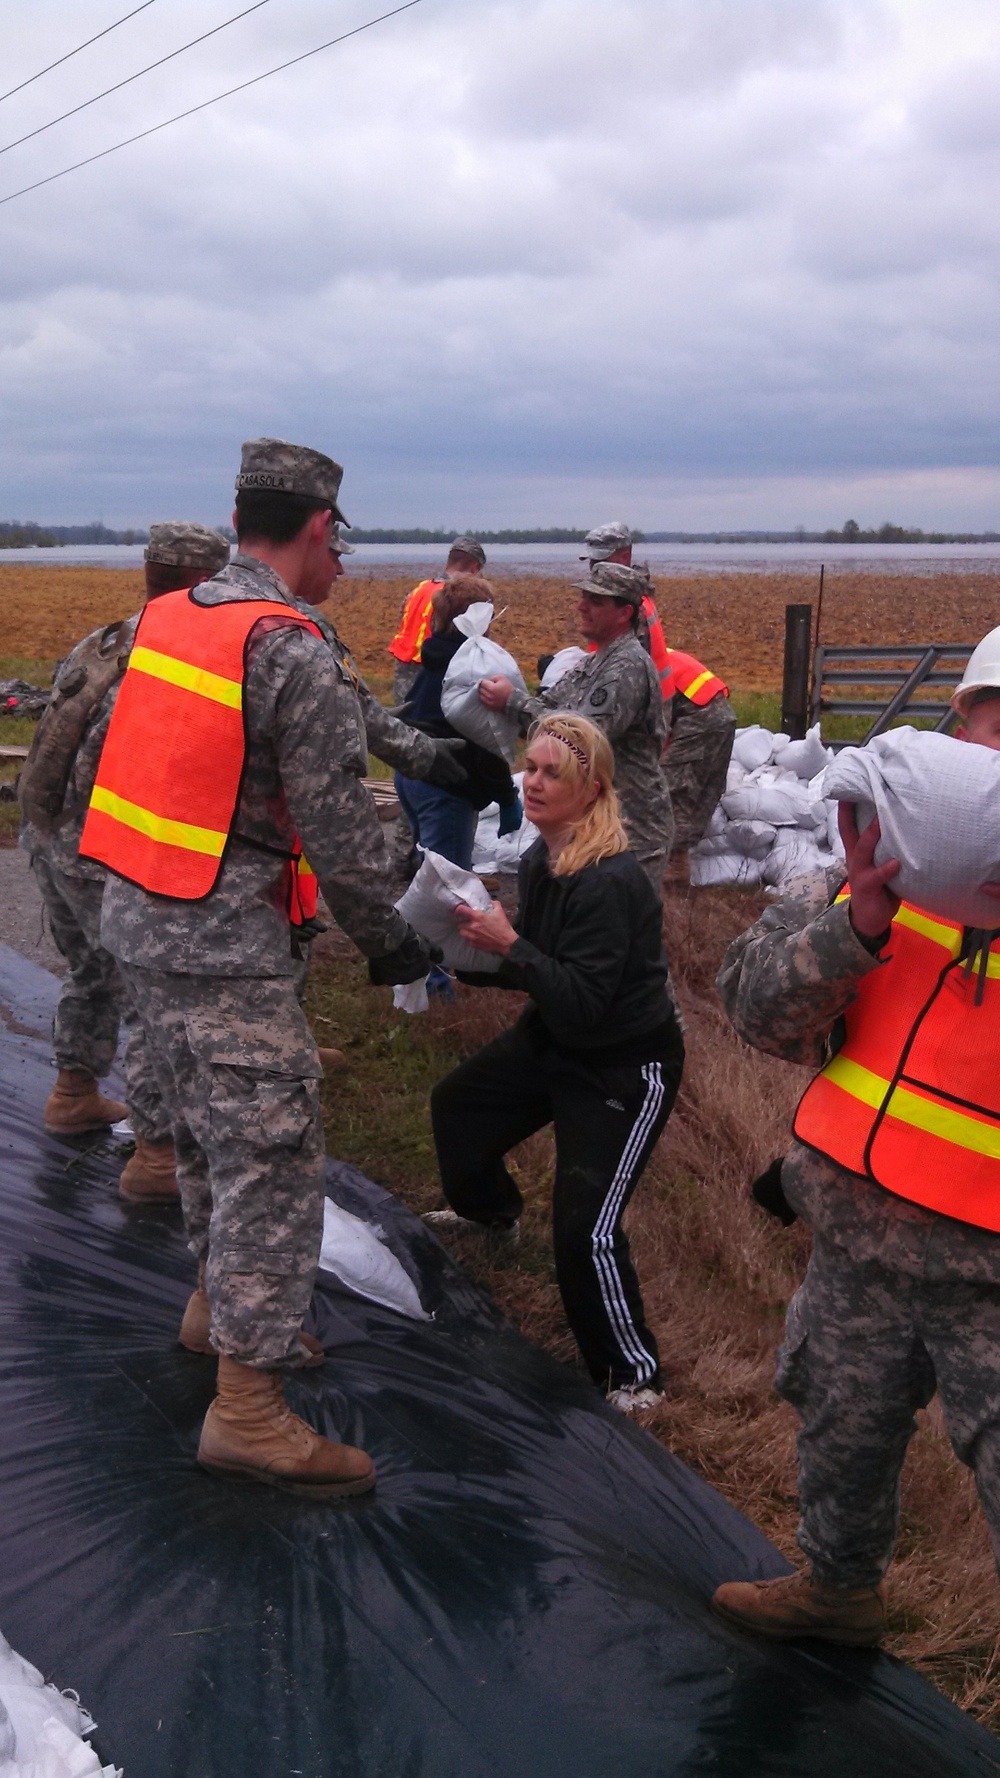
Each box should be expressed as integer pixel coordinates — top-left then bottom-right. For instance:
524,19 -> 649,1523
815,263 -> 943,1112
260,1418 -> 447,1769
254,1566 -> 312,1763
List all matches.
548,729 -> 590,771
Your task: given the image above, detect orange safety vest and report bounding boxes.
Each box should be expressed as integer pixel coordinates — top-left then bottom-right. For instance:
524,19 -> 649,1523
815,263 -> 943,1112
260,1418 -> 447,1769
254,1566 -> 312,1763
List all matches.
793,894 -> 1000,1232
664,647 -> 728,706
388,579 -> 443,663
641,595 -> 673,695
80,589 -> 323,921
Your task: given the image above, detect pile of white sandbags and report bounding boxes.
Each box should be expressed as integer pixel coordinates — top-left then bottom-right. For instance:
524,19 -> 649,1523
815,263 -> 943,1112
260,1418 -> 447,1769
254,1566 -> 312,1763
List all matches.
0,1626 -> 120,1776
690,723 -> 844,891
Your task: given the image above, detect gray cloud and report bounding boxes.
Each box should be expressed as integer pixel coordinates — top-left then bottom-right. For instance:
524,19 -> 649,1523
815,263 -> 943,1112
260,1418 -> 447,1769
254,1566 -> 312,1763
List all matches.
1,0 -> 998,526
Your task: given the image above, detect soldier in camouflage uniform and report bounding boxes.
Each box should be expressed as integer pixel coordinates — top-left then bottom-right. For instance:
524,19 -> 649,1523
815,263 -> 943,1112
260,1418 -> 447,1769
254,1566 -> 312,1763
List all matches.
479,562 -> 674,891
582,522 -> 735,851
93,438 -> 436,1497
19,522 -> 230,1203
662,692 -> 736,851
711,804 -> 1000,1645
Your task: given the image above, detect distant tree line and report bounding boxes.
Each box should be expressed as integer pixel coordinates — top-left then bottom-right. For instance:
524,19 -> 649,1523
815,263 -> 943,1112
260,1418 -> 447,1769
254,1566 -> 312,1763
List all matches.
0,520 -> 149,547
821,519 -> 1000,544
347,527 -> 648,545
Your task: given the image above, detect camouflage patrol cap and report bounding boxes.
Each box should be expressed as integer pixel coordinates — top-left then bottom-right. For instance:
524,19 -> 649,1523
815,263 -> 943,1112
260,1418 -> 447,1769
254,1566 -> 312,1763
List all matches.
144,521 -> 231,572
582,520 -> 633,561
571,561 -> 647,608
448,534 -> 486,566
236,437 -> 348,524
330,524 -> 355,556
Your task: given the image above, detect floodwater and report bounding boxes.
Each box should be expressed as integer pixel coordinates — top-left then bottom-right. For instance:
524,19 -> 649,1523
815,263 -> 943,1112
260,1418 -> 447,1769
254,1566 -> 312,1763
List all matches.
3,540 -> 1000,577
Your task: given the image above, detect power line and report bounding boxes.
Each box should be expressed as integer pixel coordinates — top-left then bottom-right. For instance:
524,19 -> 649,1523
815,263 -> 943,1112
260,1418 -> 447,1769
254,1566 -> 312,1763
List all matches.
1,0 -> 276,158
0,0 -> 425,210
0,1 -> 160,107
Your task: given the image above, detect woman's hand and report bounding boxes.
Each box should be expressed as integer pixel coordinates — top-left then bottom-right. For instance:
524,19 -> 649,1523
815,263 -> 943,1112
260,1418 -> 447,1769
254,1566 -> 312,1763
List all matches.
838,804 -> 901,938
454,900 -> 518,956
479,675 -> 513,711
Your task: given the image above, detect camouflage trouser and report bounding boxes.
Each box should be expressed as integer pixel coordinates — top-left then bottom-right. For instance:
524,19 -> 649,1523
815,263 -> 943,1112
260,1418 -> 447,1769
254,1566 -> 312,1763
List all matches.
118,964 -> 325,1369
392,659 -> 421,705
777,1234 -> 1000,1588
637,852 -> 667,900
664,693 -> 736,851
31,854 -> 168,1139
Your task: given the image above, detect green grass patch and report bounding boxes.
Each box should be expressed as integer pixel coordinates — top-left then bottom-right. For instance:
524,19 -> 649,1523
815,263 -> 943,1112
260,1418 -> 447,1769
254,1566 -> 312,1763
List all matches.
304,951 -> 462,1202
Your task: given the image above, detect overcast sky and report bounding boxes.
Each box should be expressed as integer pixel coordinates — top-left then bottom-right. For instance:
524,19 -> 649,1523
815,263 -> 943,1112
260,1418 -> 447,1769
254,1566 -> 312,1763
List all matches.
2,0 -> 999,529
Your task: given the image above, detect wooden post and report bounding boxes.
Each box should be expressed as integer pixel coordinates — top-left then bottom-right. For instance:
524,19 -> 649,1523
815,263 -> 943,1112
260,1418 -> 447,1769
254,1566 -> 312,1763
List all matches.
781,603 -> 812,738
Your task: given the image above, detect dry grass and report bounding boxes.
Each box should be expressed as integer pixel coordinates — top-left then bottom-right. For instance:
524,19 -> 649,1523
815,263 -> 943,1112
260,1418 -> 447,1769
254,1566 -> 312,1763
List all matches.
4,563 -> 1000,696
6,566 -> 1000,1720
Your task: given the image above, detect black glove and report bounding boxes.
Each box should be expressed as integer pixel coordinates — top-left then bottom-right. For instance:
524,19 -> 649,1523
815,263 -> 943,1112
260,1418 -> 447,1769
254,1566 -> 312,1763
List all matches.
423,737 -> 468,791
750,1157 -> 798,1227
368,930 -> 441,986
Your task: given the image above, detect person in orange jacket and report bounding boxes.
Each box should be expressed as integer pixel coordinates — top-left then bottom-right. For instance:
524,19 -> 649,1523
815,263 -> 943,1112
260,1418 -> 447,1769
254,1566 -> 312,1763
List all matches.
388,535 -> 486,703
582,523 -> 735,849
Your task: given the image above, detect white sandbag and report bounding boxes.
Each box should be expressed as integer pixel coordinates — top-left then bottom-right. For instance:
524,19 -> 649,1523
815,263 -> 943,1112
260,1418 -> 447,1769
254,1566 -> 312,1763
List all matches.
779,723 -> 831,780
823,728 -> 1000,926
395,850 -> 501,973
691,832 -> 740,858
732,726 -> 774,771
471,777 -> 539,874
725,819 -> 778,859
762,829 -> 833,889
319,1200 -> 431,1321
0,1629 -> 117,1778
722,782 -> 816,828
827,804 -> 846,858
392,977 -> 429,1015
689,851 -> 764,887
540,645 -> 588,689
707,804 -> 728,837
725,761 -> 746,791
440,604 -> 527,764
771,733 -> 791,753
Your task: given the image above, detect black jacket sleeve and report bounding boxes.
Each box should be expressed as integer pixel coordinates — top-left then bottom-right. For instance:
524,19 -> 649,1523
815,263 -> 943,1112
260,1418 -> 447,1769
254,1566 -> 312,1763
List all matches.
493,871 -> 633,1033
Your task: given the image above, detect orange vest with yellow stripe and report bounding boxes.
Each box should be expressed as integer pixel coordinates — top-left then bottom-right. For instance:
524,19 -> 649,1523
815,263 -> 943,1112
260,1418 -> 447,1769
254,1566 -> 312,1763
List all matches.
80,590 -> 323,917
388,579 -> 443,663
793,894 -> 1000,1232
664,647 -> 728,706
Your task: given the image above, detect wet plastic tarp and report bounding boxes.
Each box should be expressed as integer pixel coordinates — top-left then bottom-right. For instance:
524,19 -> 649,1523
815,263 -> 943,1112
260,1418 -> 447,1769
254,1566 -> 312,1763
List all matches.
1,943 -> 998,1778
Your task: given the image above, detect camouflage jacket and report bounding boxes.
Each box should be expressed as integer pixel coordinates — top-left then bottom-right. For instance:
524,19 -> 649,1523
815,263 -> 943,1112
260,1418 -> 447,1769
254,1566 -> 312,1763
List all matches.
292,599 -> 436,781
718,866 -> 1000,1282
101,556 -> 409,976
20,615 -> 139,883
508,633 -> 674,861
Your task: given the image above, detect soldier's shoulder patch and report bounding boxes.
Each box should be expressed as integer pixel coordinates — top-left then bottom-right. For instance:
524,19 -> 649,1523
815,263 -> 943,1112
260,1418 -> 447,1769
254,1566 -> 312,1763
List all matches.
589,687 -> 609,708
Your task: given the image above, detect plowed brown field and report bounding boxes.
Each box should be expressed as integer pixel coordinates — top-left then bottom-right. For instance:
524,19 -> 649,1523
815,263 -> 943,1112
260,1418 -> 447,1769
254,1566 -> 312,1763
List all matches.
4,564 -> 999,689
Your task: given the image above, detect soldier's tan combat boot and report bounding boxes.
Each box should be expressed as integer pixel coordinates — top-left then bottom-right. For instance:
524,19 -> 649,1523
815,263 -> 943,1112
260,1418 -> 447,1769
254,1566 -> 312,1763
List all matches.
178,1266 -> 325,1367
712,1570 -> 886,1646
119,1136 -> 180,1203
197,1355 -> 375,1497
44,1070 -> 127,1136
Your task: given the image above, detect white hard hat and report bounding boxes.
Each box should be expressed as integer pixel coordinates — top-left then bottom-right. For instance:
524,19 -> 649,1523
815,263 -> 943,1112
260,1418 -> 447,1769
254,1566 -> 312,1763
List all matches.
952,625 -> 1000,716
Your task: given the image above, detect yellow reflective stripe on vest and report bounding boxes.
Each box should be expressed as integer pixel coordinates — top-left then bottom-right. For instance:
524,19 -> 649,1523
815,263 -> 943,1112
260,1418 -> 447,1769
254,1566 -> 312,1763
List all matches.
129,645 -> 243,711
89,785 -> 227,857
824,1053 -> 1000,1161
834,892 -> 963,958
893,904 -> 961,955
683,669 -> 714,700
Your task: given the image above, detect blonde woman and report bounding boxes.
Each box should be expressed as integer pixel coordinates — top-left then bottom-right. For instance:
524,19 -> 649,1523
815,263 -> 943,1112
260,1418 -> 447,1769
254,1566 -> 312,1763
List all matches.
428,713 -> 684,1413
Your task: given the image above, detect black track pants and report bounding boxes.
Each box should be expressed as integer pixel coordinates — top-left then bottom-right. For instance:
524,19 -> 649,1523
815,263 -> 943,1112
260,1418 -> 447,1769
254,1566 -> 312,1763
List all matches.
430,1022 -> 684,1389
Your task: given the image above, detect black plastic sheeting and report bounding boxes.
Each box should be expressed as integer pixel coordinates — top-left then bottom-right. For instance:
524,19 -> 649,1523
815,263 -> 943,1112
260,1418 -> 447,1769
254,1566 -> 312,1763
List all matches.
1,945 -> 998,1778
